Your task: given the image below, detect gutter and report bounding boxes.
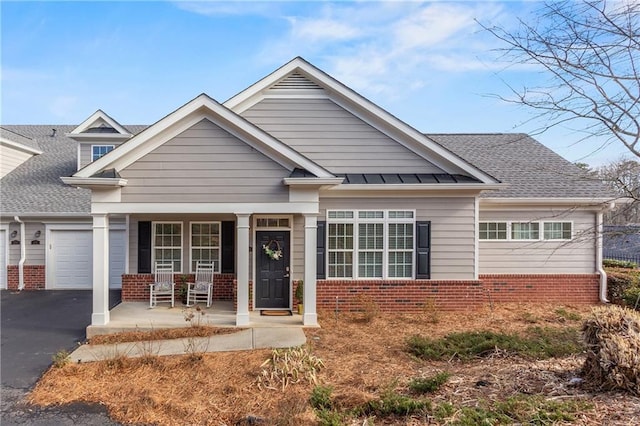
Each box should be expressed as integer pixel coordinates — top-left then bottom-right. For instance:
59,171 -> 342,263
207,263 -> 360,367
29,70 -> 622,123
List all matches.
596,202 -> 615,303
14,216 -> 26,291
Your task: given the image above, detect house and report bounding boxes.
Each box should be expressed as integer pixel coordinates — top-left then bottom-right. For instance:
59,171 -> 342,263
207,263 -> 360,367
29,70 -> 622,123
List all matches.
0,57 -> 616,327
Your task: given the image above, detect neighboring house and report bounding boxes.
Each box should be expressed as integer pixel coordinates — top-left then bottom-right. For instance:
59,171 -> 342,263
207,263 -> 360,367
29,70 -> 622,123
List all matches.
0,57 -> 616,327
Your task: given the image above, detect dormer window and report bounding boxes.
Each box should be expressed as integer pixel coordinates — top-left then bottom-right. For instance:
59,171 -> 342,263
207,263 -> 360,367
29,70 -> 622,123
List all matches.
92,145 -> 114,161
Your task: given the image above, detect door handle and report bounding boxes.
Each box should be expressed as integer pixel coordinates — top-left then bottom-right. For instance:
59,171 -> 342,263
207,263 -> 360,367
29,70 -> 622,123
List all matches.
283,274 -> 290,278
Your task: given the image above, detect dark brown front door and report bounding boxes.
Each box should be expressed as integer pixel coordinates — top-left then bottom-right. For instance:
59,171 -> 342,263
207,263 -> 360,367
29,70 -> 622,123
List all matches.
255,230 -> 290,309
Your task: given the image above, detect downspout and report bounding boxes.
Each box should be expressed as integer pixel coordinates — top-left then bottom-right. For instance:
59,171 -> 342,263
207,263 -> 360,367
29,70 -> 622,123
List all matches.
596,203 -> 614,303
14,216 -> 26,291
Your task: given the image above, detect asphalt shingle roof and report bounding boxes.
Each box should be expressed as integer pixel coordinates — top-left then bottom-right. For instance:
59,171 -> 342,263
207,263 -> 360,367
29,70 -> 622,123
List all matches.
0,126 -> 614,216
0,125 -> 146,216
428,133 -> 614,199
1,127 -> 41,151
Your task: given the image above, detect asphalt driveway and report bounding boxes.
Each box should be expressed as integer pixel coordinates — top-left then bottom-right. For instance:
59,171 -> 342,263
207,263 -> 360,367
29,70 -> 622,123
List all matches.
1,290 -> 121,425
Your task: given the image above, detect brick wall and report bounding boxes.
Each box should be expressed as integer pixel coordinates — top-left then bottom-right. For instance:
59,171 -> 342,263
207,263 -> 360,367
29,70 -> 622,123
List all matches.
480,274 -> 600,304
317,279 -> 485,312
7,265 -> 45,290
315,274 -> 600,313
121,273 -> 236,302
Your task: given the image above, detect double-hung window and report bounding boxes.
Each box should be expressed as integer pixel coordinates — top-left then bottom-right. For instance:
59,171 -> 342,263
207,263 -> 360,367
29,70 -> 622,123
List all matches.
190,222 -> 221,272
91,145 -> 114,161
327,210 -> 415,279
153,222 -> 182,272
511,222 -> 539,240
543,222 -> 572,240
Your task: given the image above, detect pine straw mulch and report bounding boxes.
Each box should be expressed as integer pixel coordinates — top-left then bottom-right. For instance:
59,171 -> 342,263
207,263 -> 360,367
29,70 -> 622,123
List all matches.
89,325 -> 240,345
28,303 -> 640,425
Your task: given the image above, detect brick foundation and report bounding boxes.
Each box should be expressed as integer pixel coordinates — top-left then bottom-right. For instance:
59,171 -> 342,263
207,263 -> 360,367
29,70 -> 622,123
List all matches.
121,273 -> 235,302
7,265 -> 45,290
317,279 -> 485,312
480,274 -> 600,304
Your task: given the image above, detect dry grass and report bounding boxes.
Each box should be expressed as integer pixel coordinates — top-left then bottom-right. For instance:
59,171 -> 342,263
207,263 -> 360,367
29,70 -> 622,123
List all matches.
89,325 -> 239,345
29,304 -> 640,425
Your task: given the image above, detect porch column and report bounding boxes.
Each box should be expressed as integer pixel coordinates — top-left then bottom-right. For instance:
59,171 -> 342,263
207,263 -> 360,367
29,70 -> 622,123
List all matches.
92,213 -> 110,326
235,213 -> 251,326
303,214 -> 318,326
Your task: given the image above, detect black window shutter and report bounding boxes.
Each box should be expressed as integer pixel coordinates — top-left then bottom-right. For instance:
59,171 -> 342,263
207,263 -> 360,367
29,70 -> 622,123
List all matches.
221,221 -> 235,274
317,221 -> 326,279
415,221 -> 431,279
138,221 -> 152,274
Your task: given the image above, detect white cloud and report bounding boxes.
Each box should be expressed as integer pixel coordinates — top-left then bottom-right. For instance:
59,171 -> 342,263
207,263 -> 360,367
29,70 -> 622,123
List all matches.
173,1 -> 278,17
287,17 -> 361,42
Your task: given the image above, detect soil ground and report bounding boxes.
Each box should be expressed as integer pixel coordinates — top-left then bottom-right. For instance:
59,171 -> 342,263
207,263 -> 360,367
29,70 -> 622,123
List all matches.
28,303 -> 640,425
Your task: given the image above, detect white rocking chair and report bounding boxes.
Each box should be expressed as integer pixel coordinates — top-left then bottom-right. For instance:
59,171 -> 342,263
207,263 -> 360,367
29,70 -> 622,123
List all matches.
187,262 -> 214,307
149,262 -> 175,308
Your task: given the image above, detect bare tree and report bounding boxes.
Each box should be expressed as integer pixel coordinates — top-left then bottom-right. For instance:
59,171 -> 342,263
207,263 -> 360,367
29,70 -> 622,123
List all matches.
599,159 -> 640,224
482,1 -> 640,159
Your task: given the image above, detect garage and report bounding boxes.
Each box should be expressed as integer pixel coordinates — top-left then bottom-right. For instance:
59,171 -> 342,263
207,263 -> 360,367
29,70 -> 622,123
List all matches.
48,229 -> 125,290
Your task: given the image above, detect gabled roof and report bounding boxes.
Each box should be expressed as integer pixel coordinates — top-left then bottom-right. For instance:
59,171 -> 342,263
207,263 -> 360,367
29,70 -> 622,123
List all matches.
0,125 -> 146,216
429,133 -> 614,200
72,93 -> 334,180
67,109 -> 132,139
0,127 -> 42,154
224,57 -> 500,185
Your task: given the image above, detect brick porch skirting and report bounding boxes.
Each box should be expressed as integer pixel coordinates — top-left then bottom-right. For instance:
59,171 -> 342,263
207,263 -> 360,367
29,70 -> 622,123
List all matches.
316,274 -> 601,313
7,265 -> 45,290
121,273 -> 235,302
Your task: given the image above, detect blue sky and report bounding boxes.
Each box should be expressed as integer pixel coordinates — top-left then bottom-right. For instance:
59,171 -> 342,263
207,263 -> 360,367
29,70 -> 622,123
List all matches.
1,1 -> 631,167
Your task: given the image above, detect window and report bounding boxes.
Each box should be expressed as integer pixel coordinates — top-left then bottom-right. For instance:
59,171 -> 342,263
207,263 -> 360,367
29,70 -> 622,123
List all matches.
327,210 -> 414,279
92,145 -> 114,161
190,222 -> 220,272
544,222 -> 572,240
153,222 -> 182,272
256,218 -> 290,228
479,222 -> 507,240
511,222 -> 540,240
328,223 -> 353,278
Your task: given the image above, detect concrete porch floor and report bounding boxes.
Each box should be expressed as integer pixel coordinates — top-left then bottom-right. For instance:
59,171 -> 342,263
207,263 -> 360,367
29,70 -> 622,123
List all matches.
87,301 -> 306,337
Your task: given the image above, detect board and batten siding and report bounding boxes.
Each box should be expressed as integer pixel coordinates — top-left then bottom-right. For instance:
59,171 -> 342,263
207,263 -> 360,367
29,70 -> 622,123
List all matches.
319,197 -> 477,280
478,210 -> 596,274
241,98 -> 444,174
120,119 -> 290,203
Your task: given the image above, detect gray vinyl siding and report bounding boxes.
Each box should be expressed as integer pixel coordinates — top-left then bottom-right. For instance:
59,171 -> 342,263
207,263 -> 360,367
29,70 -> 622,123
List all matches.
8,222 -> 45,265
319,197 -> 476,280
0,146 -> 32,177
242,98 -> 444,174
478,210 -> 596,274
292,215 -> 304,282
79,142 -> 123,169
120,119 -> 290,203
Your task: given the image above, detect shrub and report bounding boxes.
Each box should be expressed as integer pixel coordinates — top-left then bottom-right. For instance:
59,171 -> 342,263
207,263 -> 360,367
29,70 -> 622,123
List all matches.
356,390 -> 431,417
607,269 -> 640,305
310,385 -> 333,410
407,328 -> 582,361
408,372 -> 450,394
354,294 -> 380,323
582,305 -> 640,395
623,286 -> 640,310
52,349 -> 70,368
604,259 -> 638,269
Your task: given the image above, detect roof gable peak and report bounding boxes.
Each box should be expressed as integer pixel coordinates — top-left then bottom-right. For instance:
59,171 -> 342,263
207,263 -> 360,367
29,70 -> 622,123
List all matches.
67,110 -> 132,140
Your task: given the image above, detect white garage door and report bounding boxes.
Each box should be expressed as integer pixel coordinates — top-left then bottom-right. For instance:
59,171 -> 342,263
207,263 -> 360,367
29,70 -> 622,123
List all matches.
51,230 -> 92,289
0,230 -> 6,289
109,230 -> 126,289
50,229 -> 126,290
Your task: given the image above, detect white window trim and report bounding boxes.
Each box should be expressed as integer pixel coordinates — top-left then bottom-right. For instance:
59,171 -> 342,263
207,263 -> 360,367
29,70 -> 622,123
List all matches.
189,221 -> 221,273
326,209 -> 416,280
152,221 -> 183,273
91,144 -> 115,162
510,221 -> 541,242
479,221 -> 574,242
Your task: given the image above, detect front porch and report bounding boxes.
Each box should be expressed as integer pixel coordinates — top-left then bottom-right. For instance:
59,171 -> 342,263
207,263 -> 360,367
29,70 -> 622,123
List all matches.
87,300 -> 308,338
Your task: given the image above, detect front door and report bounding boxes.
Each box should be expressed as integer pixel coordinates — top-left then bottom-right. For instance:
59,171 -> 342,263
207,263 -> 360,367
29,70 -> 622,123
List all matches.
255,230 -> 290,309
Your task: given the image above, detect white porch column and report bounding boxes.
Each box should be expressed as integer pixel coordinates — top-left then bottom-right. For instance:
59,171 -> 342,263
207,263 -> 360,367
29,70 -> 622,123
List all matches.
92,213 -> 110,326
235,214 -> 251,326
303,214 -> 318,326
